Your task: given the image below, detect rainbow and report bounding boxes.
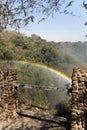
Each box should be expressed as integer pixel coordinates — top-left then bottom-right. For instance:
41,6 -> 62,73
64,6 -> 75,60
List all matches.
0,60 -> 71,82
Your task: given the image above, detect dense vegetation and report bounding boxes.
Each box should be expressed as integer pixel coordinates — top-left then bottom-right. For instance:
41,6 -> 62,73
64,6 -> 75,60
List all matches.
0,31 -> 87,84
0,30 -> 87,86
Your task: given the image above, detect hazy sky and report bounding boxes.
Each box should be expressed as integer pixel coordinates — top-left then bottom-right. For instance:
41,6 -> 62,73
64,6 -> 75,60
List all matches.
20,1 -> 87,42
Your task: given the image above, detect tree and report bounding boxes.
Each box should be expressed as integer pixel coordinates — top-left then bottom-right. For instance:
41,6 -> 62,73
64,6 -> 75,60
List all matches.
0,0 -> 83,31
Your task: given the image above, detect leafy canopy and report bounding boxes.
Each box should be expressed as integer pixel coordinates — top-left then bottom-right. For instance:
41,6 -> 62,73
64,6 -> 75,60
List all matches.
0,0 -> 86,31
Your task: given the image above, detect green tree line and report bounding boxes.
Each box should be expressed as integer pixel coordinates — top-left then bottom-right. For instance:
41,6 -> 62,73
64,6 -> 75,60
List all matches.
0,31 -> 86,85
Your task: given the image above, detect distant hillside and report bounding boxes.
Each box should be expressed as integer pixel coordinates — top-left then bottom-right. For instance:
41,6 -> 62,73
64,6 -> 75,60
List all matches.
0,31 -> 87,85
54,41 -> 87,63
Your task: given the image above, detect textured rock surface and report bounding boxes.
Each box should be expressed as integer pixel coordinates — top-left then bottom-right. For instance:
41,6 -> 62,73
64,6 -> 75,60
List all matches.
0,116 -> 67,130
0,69 -> 18,120
71,67 -> 87,130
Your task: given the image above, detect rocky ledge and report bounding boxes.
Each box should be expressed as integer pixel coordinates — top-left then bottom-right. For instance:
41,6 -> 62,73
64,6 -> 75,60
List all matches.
0,106 -> 69,130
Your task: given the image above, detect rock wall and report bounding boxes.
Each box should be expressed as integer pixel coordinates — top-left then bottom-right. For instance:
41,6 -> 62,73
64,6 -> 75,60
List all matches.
0,69 -> 18,120
71,67 -> 87,130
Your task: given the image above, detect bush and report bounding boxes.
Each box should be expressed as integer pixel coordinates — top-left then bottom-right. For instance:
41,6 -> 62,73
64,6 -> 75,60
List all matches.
30,88 -> 48,107
55,101 -> 71,120
18,86 -> 49,109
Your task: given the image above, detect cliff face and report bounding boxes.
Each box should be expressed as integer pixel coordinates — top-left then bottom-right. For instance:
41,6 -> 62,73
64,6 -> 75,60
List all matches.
0,102 -> 68,130
0,69 -> 18,120
71,68 -> 87,130
0,112 -> 68,130
0,118 -> 42,130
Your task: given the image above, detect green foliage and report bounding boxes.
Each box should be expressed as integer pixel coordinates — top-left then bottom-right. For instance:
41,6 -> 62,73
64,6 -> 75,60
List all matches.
0,0 -> 74,29
29,88 -> 48,107
55,96 -> 71,120
18,65 -> 53,86
17,85 -> 28,104
18,86 -> 48,108
0,30 -> 87,80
